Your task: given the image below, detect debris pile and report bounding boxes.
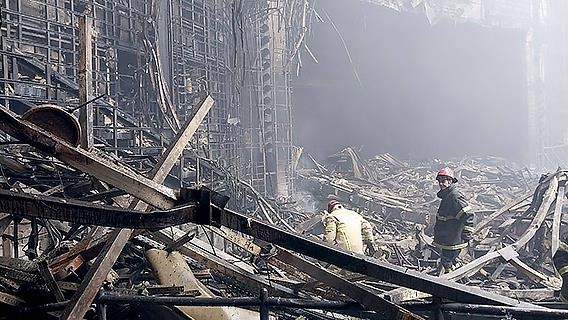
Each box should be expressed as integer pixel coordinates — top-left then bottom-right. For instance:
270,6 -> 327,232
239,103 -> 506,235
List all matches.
295,148 -> 530,236
292,147 -> 567,300
0,104 -> 567,320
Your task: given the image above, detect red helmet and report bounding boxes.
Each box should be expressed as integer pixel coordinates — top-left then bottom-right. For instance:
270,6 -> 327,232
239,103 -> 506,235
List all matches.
327,199 -> 341,212
436,167 -> 458,183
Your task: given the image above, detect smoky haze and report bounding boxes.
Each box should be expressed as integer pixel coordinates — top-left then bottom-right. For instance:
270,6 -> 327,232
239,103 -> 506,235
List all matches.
292,1 -> 527,163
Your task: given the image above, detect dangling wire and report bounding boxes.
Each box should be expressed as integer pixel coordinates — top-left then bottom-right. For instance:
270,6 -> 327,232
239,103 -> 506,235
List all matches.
201,225 -> 217,256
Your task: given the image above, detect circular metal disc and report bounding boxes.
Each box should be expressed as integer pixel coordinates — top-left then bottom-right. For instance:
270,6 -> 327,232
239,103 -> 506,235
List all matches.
22,104 -> 81,147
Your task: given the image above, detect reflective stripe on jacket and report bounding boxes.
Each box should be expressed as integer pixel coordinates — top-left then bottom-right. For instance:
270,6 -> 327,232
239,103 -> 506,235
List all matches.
322,208 -> 374,254
433,184 -> 474,250
554,239 -> 568,276
554,237 -> 568,303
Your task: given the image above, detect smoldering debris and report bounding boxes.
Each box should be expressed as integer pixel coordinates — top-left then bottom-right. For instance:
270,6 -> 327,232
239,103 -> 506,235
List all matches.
0,117 -> 565,320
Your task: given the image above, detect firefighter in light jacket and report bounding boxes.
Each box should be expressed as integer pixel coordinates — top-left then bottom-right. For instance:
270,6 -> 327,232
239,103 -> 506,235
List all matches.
322,200 -> 376,256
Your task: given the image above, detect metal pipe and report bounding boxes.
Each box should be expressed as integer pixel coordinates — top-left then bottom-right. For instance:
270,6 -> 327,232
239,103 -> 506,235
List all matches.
260,288 -> 269,320
100,295 -> 260,307
97,293 -> 360,310
25,295 -> 568,319
441,302 -> 568,318
403,301 -> 568,318
68,94 -> 106,112
268,297 -> 361,310
19,296 -> 363,315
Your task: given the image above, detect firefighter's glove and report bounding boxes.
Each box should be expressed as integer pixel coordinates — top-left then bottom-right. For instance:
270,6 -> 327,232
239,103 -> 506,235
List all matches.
364,240 -> 377,257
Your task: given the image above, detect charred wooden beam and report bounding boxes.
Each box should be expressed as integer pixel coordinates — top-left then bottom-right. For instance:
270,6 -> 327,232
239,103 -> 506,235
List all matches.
205,205 -> 542,308
0,189 -> 198,229
59,96 -> 214,320
513,174 -> 559,249
206,226 -> 312,282
148,231 -> 301,297
509,257 -> 560,289
551,177 -> 567,255
49,227 -> 105,274
59,229 -> 132,319
474,191 -> 533,233
275,248 -> 424,319
0,106 -> 178,209
37,260 -> 65,302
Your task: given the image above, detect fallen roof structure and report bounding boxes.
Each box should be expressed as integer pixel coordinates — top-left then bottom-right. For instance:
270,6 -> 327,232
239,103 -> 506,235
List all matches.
0,101 -> 567,320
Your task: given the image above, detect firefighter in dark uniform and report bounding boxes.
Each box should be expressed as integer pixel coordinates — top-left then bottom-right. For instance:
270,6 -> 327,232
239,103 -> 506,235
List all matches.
553,234 -> 568,302
433,167 -> 475,273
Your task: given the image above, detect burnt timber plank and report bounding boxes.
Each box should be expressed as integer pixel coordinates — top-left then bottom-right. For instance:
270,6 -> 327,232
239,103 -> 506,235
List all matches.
49,227 -> 105,273
0,106 -> 177,209
551,176 -> 567,255
474,192 -> 532,233
78,14 -> 93,148
37,260 -> 65,302
210,206 -> 542,308
509,257 -> 560,289
59,228 -> 133,319
275,248 -> 424,319
59,96 -> 214,320
0,189 -> 198,228
149,230 -> 301,297
206,226 -> 312,282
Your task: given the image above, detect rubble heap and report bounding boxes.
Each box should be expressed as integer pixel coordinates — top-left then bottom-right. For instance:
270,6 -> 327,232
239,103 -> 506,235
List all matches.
0,105 -> 567,320
292,147 -> 565,299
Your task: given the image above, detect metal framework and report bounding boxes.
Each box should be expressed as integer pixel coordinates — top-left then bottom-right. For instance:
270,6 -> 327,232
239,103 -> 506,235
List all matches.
235,1 -> 296,198
0,0 -> 298,202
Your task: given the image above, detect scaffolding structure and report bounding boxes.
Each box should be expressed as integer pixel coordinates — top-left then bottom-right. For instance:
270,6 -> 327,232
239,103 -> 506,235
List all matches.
0,0 -> 304,205
0,0 -> 159,151
236,1 -> 299,198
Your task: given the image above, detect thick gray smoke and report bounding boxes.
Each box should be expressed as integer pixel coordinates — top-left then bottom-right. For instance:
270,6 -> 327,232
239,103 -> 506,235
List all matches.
292,0 -> 527,163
